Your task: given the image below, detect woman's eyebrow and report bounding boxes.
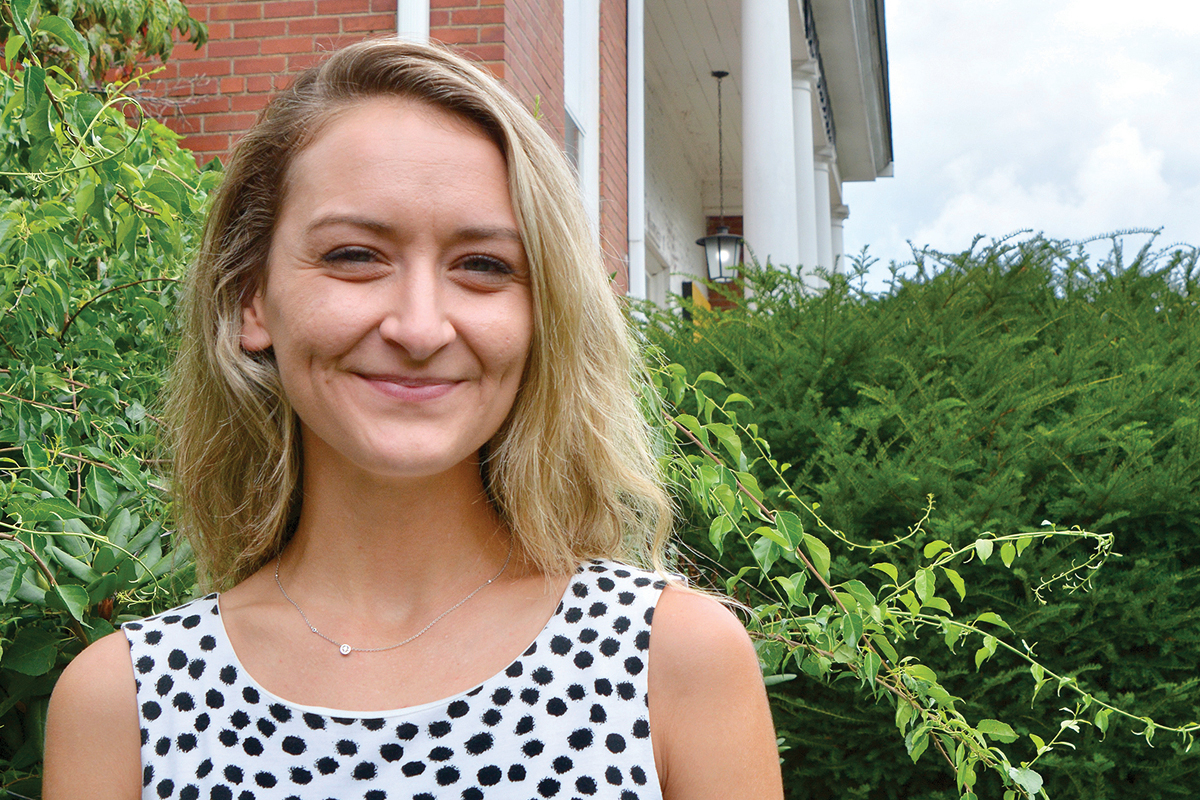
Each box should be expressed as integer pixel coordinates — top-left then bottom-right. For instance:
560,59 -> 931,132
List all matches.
304,216 -> 521,245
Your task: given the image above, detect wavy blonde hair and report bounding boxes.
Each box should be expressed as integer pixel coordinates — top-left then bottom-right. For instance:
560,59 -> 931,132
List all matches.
166,38 -> 672,590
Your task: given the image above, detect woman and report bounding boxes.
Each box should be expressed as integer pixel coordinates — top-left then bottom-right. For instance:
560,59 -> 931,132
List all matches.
44,39 -> 782,800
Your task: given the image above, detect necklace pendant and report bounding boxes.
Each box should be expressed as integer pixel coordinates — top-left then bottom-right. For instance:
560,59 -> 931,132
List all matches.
339,643 -> 352,656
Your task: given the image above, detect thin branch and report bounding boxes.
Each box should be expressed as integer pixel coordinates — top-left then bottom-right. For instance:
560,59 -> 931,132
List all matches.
59,277 -> 177,341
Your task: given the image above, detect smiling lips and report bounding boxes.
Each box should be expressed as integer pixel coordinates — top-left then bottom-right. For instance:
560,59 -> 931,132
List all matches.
357,374 -> 462,402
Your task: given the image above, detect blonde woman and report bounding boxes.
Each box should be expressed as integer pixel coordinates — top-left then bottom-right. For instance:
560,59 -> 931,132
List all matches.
43,39 -> 782,800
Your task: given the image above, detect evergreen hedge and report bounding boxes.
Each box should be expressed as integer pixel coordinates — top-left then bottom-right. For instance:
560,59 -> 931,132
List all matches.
641,237 -> 1200,799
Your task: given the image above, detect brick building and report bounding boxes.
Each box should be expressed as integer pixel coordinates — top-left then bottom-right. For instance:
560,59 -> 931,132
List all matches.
143,0 -> 892,299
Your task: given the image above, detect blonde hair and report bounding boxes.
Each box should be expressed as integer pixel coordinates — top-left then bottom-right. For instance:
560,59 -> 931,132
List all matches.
167,38 -> 672,590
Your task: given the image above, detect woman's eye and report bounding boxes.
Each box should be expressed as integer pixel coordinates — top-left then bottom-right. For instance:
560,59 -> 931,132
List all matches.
459,255 -> 514,275
323,247 -> 377,264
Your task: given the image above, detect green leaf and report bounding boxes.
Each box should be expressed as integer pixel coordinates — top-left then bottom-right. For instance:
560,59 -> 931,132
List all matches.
941,567 -> 966,600
1000,541 -> 1017,567
975,611 -> 1012,630
895,701 -> 914,733
802,533 -> 830,580
914,568 -> 935,603
922,539 -> 951,559
5,34 -> 26,67
1007,766 -> 1043,797
974,538 -> 994,564
977,718 -> 1019,743
53,584 -> 90,621
775,511 -> 805,549
695,371 -> 725,386
2,627 -> 58,676
871,562 -> 899,584
843,579 -> 876,609
21,497 -> 96,522
23,64 -> 45,120
905,725 -> 930,763
0,556 -> 26,604
9,0 -> 36,47
707,422 -> 743,466
707,515 -> 733,556
1094,708 -> 1112,736
37,15 -> 89,59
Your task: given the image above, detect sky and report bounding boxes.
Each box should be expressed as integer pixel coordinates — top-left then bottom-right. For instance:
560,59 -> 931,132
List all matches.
841,0 -> 1200,286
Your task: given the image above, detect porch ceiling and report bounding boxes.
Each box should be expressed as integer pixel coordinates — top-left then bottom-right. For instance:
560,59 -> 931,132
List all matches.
646,0 -> 743,213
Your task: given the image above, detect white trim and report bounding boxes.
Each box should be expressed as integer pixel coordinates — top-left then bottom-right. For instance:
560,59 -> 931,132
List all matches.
396,0 -> 430,42
627,0 -> 646,299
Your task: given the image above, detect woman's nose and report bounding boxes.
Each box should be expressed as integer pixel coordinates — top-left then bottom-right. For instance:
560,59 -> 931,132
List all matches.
377,269 -> 456,361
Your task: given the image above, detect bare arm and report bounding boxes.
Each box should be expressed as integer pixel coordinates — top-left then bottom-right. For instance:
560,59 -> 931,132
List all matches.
43,631 -> 142,800
649,586 -> 784,800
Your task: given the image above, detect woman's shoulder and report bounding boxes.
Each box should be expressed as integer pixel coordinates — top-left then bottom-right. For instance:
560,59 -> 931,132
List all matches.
43,631 -> 142,799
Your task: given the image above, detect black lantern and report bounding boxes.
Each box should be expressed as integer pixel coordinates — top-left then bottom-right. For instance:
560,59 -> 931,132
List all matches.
696,70 -> 744,283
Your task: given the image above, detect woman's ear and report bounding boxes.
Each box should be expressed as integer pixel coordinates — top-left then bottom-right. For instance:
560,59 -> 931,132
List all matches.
240,291 -> 273,352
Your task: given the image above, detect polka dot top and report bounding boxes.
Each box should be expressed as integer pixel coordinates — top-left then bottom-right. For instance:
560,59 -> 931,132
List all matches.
121,561 -> 667,800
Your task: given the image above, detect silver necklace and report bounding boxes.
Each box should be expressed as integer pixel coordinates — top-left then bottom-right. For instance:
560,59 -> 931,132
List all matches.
274,541 -> 513,656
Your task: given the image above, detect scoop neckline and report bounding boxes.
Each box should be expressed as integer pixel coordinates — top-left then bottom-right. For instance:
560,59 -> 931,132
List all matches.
208,564 -> 591,719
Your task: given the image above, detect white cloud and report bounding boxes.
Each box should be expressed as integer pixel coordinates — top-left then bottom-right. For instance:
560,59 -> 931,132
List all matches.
842,0 -> 1200,287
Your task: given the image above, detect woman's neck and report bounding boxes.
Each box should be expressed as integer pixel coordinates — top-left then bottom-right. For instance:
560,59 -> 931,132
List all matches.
275,450 -> 514,619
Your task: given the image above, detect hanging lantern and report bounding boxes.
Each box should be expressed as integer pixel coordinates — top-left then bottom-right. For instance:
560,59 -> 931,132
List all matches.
696,70 -> 744,283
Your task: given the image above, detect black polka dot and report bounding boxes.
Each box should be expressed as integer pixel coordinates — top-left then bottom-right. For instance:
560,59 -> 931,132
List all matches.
532,667 -> 554,685
256,718 -> 275,737
315,757 -> 338,775
156,675 -> 174,696
520,688 -> 540,705
508,764 -> 527,781
576,776 -> 598,795
155,736 -> 170,756
505,661 -> 523,678
588,602 -> 608,617
624,656 -> 644,675
173,692 -> 195,712
429,720 -> 451,738
574,651 -> 594,669
550,635 -> 572,655
491,687 -> 512,705
205,689 -> 224,709
617,682 -> 636,700
380,743 -> 403,762
515,715 -> 534,735
552,756 -> 573,774
180,786 -> 198,800
395,722 -> 418,739
223,765 -> 243,784
546,698 -> 567,716
362,717 -> 385,730
631,765 -> 648,785
188,659 -> 206,679
564,607 -> 583,623
210,785 -> 232,800
632,718 -> 650,738
590,704 -> 607,723
435,766 -> 460,786
281,736 -> 306,755
352,761 -> 376,780
218,729 -> 238,747
478,765 -> 502,785
289,767 -> 312,785
401,761 -> 425,777
241,686 -> 259,704
336,739 -> 358,756
447,700 -> 470,718
194,713 -> 210,732
429,746 -> 454,761
136,655 -> 155,673
303,713 -> 325,730
463,789 -> 483,800
199,635 -> 216,651
177,733 -> 198,752
465,732 -> 493,755
606,765 -> 623,784
567,683 -> 586,701
142,701 -> 162,720
523,739 -> 544,757
254,772 -> 276,788
579,628 -> 599,644
537,777 -> 561,797
595,679 -> 613,696
606,733 -> 627,753
167,650 -> 187,670
365,791 -> 386,800
230,711 -> 251,729
481,708 -> 502,726
568,728 -> 593,749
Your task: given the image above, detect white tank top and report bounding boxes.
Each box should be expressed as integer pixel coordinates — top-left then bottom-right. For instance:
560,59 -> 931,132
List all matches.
121,560 -> 667,800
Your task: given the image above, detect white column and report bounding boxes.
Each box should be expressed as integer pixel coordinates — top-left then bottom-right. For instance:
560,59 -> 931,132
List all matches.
831,204 -> 849,273
626,0 -> 646,298
792,62 -> 820,274
741,0 -> 799,270
396,0 -> 430,41
814,145 -> 834,272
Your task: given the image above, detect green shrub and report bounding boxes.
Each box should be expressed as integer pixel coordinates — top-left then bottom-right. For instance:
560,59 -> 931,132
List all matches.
642,236 -> 1200,799
0,12 -> 217,793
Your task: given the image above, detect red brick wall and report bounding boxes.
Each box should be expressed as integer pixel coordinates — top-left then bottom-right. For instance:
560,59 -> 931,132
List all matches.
141,0 -> 396,160
597,0 -> 627,288
142,0 -> 627,290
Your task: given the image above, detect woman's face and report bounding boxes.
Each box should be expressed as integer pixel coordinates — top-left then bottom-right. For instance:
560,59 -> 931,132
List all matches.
241,97 -> 533,484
